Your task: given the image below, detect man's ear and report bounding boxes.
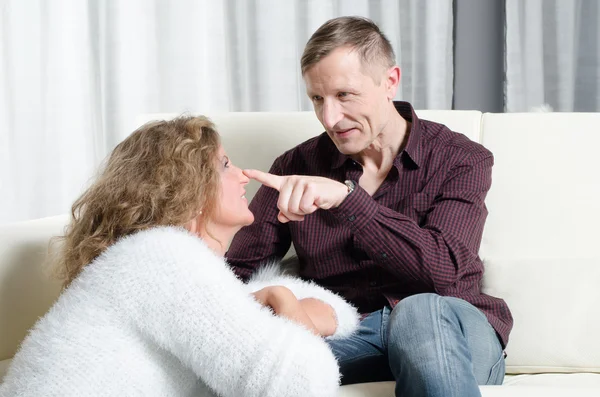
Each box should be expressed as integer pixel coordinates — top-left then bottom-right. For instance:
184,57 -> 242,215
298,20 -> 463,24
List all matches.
386,65 -> 401,101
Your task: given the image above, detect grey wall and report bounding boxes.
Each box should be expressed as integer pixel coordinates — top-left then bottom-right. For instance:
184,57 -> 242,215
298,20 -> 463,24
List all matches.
453,0 -> 505,112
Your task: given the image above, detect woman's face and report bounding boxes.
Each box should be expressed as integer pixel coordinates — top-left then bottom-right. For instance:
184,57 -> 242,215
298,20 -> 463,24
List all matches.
212,145 -> 254,229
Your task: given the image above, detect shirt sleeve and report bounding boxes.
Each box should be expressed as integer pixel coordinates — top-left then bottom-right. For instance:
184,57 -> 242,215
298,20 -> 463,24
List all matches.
226,157 -> 292,281
111,228 -> 340,397
329,153 -> 493,294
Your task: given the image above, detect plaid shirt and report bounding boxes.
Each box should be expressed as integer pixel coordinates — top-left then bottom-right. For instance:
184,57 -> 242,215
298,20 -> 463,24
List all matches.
227,102 -> 513,347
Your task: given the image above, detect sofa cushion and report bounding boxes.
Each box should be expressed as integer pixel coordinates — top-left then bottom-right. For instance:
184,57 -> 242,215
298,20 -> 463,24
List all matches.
337,381 -> 394,396
0,215 -> 67,362
480,113 -> 600,373
336,375 -> 600,396
0,358 -> 11,383
503,373 -> 600,388
478,386 -> 600,397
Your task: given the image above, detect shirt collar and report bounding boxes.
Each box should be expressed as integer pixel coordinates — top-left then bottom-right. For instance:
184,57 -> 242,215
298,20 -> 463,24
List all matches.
329,101 -> 423,170
395,101 -> 423,169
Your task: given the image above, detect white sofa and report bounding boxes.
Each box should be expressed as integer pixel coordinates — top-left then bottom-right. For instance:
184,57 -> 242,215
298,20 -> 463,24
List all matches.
1,110 -> 600,396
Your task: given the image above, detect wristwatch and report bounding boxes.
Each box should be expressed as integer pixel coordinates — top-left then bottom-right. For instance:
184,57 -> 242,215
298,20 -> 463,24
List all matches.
344,180 -> 356,195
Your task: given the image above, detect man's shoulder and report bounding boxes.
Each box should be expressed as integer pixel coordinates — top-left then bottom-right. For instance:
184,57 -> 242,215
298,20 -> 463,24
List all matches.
419,118 -> 492,165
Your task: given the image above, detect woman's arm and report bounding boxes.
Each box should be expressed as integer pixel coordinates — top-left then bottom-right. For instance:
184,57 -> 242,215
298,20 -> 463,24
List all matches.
252,286 -> 319,334
247,264 -> 360,339
298,298 -> 337,337
252,286 -> 337,337
102,228 -> 340,397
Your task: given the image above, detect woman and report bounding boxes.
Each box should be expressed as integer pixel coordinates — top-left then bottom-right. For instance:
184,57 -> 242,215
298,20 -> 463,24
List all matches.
0,116 -> 358,397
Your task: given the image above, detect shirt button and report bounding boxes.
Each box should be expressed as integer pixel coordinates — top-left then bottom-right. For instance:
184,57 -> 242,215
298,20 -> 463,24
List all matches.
370,281 -> 378,287
381,252 -> 388,259
347,215 -> 356,222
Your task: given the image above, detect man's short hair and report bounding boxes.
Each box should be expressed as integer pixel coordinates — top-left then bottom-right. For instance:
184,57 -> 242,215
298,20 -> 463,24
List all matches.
301,16 -> 396,82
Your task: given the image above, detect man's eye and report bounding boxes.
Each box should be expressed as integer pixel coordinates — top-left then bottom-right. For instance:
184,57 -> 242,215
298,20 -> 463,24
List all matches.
312,96 -> 323,102
338,92 -> 349,98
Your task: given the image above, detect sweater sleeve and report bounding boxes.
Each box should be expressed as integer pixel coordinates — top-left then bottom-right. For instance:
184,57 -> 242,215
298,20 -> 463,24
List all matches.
245,264 -> 360,340
101,227 -> 340,397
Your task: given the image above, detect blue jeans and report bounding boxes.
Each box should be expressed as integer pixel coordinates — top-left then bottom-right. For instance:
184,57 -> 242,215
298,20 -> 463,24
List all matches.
326,293 -> 505,397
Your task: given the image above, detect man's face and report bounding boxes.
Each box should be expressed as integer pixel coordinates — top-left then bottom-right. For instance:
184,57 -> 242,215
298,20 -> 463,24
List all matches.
304,47 -> 393,155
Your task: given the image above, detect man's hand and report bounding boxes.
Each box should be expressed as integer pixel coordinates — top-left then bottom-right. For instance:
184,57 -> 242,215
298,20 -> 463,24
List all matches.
244,169 -> 349,223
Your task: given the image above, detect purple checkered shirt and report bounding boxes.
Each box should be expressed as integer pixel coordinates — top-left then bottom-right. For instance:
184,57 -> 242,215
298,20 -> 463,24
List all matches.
226,102 -> 513,347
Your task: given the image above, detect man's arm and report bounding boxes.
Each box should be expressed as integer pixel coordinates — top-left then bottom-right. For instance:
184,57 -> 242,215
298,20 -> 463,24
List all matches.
226,159 -> 292,281
330,153 -> 493,294
245,151 -> 493,295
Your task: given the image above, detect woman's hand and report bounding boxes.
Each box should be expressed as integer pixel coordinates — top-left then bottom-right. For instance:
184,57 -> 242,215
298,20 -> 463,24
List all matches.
298,298 -> 337,337
252,286 -> 294,312
252,286 -> 337,337
252,286 -> 319,334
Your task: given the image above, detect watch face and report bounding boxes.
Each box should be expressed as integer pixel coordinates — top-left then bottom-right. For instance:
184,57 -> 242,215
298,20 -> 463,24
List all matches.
344,180 -> 355,193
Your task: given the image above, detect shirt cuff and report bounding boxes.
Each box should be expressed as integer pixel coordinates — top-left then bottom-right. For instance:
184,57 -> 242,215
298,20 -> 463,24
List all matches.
330,183 -> 378,231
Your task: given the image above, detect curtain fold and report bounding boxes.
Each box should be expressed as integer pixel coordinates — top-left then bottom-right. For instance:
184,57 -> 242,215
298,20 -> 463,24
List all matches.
0,0 -> 454,224
506,0 -> 600,112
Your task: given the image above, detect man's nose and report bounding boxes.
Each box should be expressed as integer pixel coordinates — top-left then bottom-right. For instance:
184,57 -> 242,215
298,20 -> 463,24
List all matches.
322,100 -> 343,131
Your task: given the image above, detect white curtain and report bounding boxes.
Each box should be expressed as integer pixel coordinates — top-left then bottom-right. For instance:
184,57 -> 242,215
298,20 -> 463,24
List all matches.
0,0 -> 453,224
506,0 -> 600,112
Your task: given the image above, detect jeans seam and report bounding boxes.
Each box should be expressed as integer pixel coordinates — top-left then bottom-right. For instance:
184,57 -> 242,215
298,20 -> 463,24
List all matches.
446,296 -> 503,388
437,296 -> 458,396
486,352 -> 506,385
337,351 -> 383,367
381,307 -> 389,350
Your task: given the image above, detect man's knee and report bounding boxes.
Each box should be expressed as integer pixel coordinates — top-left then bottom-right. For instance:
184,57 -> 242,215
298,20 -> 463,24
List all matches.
389,293 -> 442,325
386,293 -> 448,347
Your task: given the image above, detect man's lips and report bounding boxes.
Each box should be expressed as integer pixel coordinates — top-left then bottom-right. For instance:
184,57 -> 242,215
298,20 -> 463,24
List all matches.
333,128 -> 356,135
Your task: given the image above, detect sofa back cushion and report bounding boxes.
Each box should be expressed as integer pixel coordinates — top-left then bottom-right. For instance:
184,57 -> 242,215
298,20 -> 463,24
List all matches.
480,112 -> 600,374
0,216 -> 66,361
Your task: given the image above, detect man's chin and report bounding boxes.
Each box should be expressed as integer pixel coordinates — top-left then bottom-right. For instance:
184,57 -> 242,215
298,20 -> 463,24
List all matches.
336,143 -> 363,156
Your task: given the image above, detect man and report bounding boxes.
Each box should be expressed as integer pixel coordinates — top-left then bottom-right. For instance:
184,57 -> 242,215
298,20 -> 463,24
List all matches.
227,16 -> 512,397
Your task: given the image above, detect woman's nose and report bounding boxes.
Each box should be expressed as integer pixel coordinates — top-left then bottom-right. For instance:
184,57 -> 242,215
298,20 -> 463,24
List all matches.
237,166 -> 249,184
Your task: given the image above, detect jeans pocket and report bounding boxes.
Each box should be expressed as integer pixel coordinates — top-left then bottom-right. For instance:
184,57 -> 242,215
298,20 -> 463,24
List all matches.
486,353 -> 506,385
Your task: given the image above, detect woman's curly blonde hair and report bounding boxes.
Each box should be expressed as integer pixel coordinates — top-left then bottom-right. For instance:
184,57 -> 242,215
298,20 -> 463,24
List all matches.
52,115 -> 221,288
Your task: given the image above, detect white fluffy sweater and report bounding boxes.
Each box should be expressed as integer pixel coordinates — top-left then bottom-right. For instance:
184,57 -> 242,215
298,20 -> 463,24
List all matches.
0,227 -> 359,397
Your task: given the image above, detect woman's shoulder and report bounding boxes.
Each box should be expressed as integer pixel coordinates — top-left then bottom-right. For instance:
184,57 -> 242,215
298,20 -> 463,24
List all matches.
104,226 -> 215,263
80,226 -> 233,288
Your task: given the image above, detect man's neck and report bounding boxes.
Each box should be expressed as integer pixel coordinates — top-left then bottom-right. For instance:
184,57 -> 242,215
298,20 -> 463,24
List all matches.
354,105 -> 409,173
